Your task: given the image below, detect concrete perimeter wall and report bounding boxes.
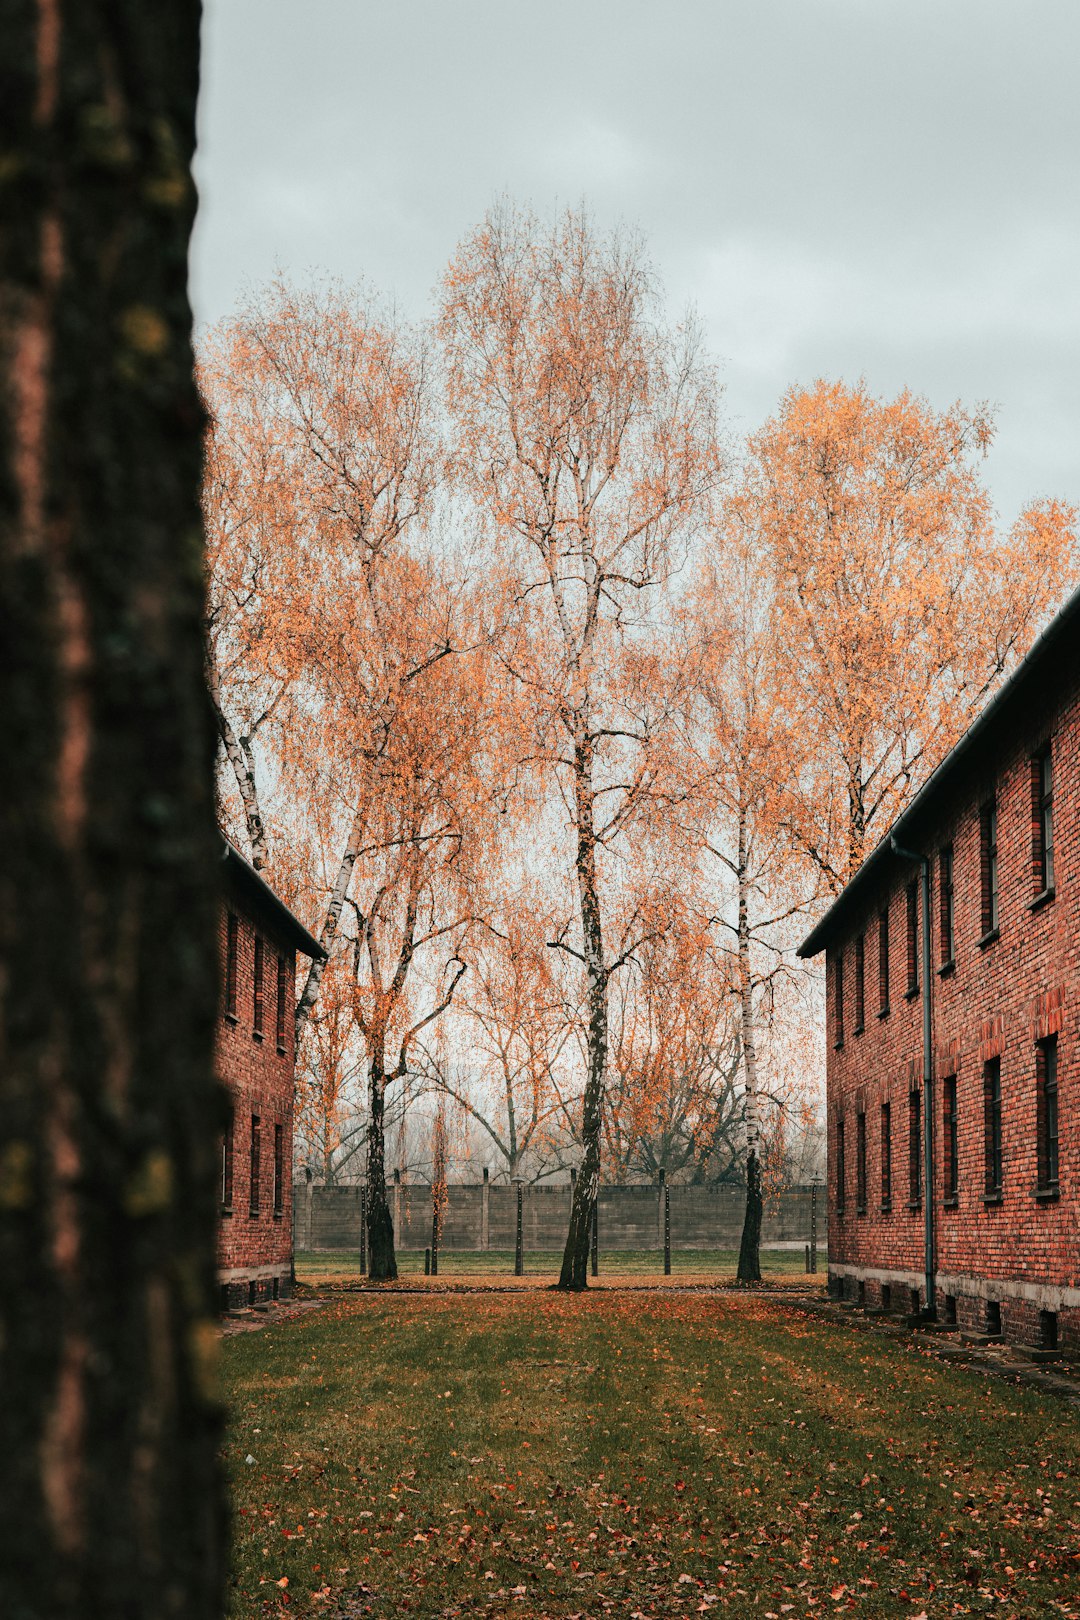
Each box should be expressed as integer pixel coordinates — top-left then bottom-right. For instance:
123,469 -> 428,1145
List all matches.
295,1181 -> 826,1252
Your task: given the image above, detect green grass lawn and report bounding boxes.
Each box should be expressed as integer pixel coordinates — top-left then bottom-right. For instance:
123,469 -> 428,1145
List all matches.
222,1290 -> 1080,1619
294,1247 -> 822,1282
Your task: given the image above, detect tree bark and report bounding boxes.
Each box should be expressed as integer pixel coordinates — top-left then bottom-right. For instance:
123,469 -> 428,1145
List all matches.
1,5 -> 225,1616
559,727 -> 607,1289
735,809 -> 763,1284
364,1053 -> 397,1281
295,800 -> 366,1041
208,656 -> 268,867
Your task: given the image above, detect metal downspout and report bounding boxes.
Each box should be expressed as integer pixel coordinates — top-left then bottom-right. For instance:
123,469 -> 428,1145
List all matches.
891,837 -> 936,1320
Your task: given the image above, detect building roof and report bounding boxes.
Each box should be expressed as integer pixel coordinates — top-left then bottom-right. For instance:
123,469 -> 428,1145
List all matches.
798,580 -> 1080,960
221,838 -> 327,961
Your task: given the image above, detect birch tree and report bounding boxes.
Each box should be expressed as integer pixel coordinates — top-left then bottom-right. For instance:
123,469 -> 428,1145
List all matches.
440,204 -> 719,1287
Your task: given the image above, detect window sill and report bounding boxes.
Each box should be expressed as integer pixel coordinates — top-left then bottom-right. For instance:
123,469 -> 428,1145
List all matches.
855,1204 -> 867,1216
906,1200 -> 923,1212
977,927 -> 1000,950
273,1209 -> 284,1221
937,959 -> 956,979
223,1012 -> 239,1025
1028,887 -> 1056,913
220,1204 -> 233,1218
1033,1185 -> 1060,1203
835,1208 -> 846,1220
276,1043 -> 287,1056
252,1030 -> 264,1043
878,1005 -> 890,1020
833,1039 -> 844,1052
943,1196 -> 959,1210
982,1192 -> 1003,1207
249,1208 -> 260,1220
880,1200 -> 892,1215
904,986 -> 920,1002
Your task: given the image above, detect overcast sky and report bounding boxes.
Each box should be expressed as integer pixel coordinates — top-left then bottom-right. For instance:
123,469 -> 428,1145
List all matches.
191,0 -> 1079,529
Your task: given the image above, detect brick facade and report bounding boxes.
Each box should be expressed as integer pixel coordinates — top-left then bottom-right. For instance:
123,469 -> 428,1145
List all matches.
216,844 -> 324,1309
800,590 -> 1080,1355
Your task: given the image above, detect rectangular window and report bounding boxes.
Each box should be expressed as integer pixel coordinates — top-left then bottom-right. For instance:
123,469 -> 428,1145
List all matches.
1036,1036 -> 1059,1192
273,1123 -> 284,1216
880,1101 -> 892,1211
983,1059 -> 1003,1198
908,1088 -> 922,1206
980,800 -> 999,936
943,1075 -> 958,1204
855,1112 -> 867,1213
249,1113 -> 261,1216
939,845 -> 955,967
253,935 -> 264,1038
835,1118 -> 846,1215
1033,748 -> 1054,895
276,954 -> 287,1053
853,935 -> 865,1033
833,951 -> 845,1048
221,1109 -> 234,1210
225,912 -> 238,1020
878,906 -> 890,1015
906,881 -> 919,996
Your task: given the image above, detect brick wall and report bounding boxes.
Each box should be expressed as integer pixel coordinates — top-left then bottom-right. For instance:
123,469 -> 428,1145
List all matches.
215,868 -> 299,1308
825,684 -> 1080,1352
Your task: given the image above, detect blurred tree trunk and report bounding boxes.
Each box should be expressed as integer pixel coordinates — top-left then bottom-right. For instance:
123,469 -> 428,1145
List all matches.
0,4 -> 225,1618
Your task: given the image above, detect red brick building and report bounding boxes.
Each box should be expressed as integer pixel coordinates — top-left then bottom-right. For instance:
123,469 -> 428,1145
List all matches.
800,588 -> 1080,1354
217,841 -> 324,1308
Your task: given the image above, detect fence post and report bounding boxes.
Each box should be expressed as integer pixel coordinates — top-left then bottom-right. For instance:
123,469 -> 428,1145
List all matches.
590,1195 -> 598,1278
431,1192 -> 439,1277
359,1183 -> 367,1275
664,1182 -> 671,1277
810,1180 -> 819,1274
481,1165 -> 490,1251
424,1247 -> 431,1276
657,1167 -> 665,1251
514,1178 -> 524,1276
805,1243 -> 810,1273
393,1167 -> 401,1248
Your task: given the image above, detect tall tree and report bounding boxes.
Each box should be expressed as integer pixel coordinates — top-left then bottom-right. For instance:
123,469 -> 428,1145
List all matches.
440,204 -> 719,1286
741,379 -> 1078,887
684,544 -> 823,1280
1,5 -> 224,1616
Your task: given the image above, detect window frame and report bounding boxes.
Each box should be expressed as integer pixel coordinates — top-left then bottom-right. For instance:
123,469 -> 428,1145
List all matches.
253,935 -> 264,1040
855,1110 -> 867,1214
942,1074 -> 959,1206
249,1112 -> 262,1217
880,1100 -> 892,1212
273,1122 -> 284,1218
908,1087 -> 922,1208
983,1058 -> 1003,1201
979,798 -> 999,941
1032,746 -> 1055,899
276,953 -> 287,1055
1036,1036 -> 1060,1194
835,1116 -> 846,1216
833,950 -> 845,1049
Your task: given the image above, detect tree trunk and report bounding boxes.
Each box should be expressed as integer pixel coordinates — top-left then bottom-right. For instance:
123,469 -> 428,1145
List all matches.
735,810 -> 763,1284
295,800 -> 366,1040
365,1055 -> 397,1281
1,5 -> 226,1616
209,657 -> 267,867
559,728 -> 607,1290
